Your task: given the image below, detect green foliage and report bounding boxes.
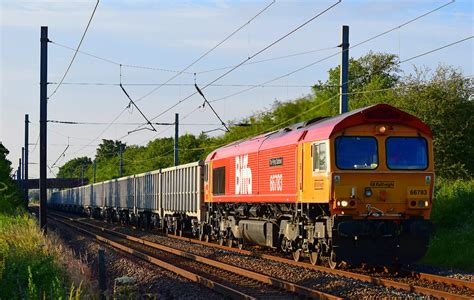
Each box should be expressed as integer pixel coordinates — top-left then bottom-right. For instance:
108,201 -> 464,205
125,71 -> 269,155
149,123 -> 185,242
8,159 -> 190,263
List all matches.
392,66 -> 474,178
96,139 -> 126,161
0,143 -> 22,213
423,179 -> 474,270
57,52 -> 472,182
0,213 -> 82,299
57,156 -> 92,179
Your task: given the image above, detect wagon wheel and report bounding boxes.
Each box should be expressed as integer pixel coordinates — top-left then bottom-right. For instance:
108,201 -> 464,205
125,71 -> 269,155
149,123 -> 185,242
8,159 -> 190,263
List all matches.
178,230 -> 183,237
327,250 -> 338,269
237,239 -> 244,250
218,238 -> 225,246
292,249 -> 302,262
227,238 -> 233,248
309,248 -> 320,266
204,234 -> 210,243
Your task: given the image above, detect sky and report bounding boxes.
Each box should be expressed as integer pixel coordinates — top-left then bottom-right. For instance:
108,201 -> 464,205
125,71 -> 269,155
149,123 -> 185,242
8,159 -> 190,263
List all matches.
1,0 -> 473,179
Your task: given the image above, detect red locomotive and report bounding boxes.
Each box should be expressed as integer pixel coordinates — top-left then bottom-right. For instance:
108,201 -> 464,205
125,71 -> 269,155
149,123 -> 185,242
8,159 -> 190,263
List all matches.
203,104 -> 433,267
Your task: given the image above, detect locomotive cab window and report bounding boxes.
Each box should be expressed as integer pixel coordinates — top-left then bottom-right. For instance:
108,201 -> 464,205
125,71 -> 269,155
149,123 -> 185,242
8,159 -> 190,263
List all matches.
212,167 -> 226,195
312,142 -> 327,172
335,136 -> 378,170
386,137 -> 428,170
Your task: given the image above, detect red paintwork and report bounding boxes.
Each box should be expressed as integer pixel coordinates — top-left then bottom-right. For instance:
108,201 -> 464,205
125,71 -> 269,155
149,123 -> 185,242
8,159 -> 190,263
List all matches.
205,104 -> 431,203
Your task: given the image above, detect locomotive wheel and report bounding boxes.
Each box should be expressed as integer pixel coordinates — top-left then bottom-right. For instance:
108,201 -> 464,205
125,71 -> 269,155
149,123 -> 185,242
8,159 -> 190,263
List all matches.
292,249 -> 302,262
309,249 -> 320,265
328,250 -> 338,269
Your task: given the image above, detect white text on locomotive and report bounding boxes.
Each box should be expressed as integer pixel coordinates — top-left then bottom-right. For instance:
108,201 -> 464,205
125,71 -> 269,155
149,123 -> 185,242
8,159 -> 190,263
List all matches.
235,154 -> 252,194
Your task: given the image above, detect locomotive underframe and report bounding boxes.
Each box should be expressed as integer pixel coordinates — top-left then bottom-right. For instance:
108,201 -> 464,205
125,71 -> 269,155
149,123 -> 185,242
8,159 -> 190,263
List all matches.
203,202 -> 433,265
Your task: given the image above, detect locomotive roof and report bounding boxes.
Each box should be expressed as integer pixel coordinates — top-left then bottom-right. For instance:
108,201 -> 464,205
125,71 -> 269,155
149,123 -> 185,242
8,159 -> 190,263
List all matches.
206,104 -> 431,161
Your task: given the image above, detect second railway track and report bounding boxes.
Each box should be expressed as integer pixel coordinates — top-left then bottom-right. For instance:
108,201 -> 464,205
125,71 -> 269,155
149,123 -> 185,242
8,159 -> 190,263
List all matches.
49,210 -> 474,299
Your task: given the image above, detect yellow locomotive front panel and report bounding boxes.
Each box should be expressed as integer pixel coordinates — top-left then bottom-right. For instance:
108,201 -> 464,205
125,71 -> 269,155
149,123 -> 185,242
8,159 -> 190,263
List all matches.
320,123 -> 434,264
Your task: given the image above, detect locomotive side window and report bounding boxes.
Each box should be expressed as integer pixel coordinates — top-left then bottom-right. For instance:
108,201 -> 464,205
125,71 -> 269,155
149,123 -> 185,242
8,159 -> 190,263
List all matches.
204,164 -> 209,182
312,142 -> 327,172
212,167 -> 226,195
335,136 -> 378,170
386,137 -> 428,170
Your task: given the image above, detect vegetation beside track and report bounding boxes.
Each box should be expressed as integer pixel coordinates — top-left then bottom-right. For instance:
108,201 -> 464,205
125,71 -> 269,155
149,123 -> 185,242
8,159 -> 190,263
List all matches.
0,143 -> 92,299
422,179 -> 474,271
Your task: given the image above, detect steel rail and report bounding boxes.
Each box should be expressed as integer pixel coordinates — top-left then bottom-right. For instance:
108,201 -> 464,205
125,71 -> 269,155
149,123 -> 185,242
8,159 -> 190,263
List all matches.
50,210 -> 472,299
402,269 -> 474,291
50,213 -> 341,300
50,216 -> 255,300
168,235 -> 473,300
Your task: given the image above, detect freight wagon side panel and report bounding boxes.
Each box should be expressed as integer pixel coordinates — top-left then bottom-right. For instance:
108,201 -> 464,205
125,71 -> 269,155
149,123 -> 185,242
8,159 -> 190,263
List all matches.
117,176 -> 134,209
83,184 -> 92,207
161,161 -> 204,222
92,182 -> 104,208
135,171 -> 160,212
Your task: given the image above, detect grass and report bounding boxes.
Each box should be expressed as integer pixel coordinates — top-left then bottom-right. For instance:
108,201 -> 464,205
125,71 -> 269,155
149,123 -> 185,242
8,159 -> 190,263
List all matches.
0,212 -> 90,299
422,179 -> 474,271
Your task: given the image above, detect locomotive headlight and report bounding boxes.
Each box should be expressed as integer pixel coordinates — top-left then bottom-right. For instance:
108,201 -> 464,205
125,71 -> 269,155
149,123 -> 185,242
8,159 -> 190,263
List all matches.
424,201 -> 429,207
364,187 -> 372,197
341,200 -> 349,207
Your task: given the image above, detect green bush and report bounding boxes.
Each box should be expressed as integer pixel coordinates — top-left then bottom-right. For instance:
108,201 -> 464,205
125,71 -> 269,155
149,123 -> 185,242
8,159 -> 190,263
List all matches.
423,179 -> 474,271
0,213 -> 82,299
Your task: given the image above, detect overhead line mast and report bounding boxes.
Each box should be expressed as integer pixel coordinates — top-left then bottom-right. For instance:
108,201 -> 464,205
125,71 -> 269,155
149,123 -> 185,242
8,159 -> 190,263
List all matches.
339,25 -> 349,114
39,26 -> 48,232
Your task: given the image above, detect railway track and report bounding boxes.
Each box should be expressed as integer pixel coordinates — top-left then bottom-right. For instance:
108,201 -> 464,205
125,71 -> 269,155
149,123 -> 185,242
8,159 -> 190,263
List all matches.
49,212 -> 340,300
49,210 -> 474,299
170,228 -> 474,299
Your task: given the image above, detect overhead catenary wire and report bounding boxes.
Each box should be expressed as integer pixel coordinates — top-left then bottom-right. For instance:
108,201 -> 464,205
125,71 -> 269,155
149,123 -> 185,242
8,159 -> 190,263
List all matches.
47,82 -> 314,88
194,46 -> 338,74
131,0 -> 342,134
47,120 -> 223,126
51,41 -> 336,76
133,0 -> 277,104
48,0 -> 100,100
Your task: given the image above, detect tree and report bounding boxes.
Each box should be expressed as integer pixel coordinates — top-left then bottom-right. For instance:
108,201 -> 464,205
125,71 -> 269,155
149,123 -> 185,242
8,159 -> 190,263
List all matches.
57,157 -> 92,179
312,52 -> 400,115
0,143 -> 22,212
95,139 -> 126,161
393,66 -> 473,178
